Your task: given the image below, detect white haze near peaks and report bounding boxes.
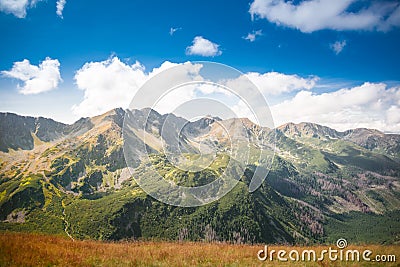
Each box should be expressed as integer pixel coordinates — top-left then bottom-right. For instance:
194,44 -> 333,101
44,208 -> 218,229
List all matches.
271,82 -> 400,132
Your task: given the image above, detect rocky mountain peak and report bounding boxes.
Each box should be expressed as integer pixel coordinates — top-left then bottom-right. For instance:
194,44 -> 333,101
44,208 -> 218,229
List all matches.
278,122 -> 341,139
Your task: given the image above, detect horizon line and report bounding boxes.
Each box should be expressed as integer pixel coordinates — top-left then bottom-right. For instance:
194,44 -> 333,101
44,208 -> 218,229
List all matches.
1,108 -> 399,135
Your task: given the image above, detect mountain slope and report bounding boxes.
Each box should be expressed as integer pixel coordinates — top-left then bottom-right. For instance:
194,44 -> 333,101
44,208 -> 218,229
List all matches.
0,109 -> 399,244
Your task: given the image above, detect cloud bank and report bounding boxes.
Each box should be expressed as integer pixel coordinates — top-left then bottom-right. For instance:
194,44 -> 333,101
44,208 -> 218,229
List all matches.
249,0 -> 400,32
271,82 -> 400,132
72,57 -> 185,117
71,56 -> 400,132
225,71 -> 318,96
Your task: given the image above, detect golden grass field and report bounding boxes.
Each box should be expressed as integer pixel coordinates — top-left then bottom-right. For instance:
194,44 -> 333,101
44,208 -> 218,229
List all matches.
0,232 -> 398,266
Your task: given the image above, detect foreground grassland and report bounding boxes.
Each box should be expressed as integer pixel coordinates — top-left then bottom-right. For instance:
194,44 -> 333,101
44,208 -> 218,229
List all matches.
0,232 -> 399,266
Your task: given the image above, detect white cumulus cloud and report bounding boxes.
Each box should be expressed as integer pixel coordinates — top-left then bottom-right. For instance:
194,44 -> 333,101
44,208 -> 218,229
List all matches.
72,57 -> 148,118
56,0 -> 66,18
231,99 -> 259,124
243,30 -> 263,42
271,82 -> 400,132
186,36 -> 222,57
330,40 -> 347,55
72,57 -> 203,118
152,85 -> 197,115
249,0 -> 400,33
70,57 -> 400,133
0,0 -> 42,18
2,57 -> 62,94
225,71 -> 318,96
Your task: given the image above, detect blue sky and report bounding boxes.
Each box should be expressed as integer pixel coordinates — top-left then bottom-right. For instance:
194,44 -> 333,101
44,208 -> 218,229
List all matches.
1,0 -> 400,132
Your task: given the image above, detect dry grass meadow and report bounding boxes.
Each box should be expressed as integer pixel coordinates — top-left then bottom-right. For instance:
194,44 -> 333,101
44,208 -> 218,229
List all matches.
0,232 -> 398,266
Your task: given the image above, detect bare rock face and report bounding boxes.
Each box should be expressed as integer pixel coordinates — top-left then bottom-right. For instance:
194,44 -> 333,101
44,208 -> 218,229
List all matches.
0,112 -> 94,152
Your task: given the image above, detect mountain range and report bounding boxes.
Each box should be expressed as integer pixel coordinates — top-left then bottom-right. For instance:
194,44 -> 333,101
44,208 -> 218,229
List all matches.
0,108 -> 399,244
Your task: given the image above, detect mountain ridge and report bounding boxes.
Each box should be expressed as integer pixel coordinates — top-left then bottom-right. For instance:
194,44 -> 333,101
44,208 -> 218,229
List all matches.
0,108 -> 399,244
1,108 -> 399,154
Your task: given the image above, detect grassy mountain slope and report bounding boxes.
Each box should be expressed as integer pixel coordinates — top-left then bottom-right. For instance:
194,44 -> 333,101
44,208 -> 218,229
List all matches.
0,109 -> 399,244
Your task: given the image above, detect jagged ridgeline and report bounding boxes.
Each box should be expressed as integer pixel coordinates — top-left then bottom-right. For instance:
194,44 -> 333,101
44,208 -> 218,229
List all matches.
0,109 -> 400,244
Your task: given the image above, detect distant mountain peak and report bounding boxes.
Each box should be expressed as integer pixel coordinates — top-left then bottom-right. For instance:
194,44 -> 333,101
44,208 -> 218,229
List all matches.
191,116 -> 220,127
90,108 -> 125,128
345,127 -> 384,137
277,122 -> 341,140
140,107 -> 161,118
1,109 -> 399,157
276,121 -> 400,158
